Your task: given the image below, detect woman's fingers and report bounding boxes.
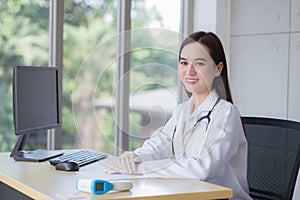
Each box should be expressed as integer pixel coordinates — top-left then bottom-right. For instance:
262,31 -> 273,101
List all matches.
116,151 -> 141,174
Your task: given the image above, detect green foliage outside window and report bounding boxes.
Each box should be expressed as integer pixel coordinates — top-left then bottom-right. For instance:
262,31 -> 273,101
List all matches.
0,0 -> 178,153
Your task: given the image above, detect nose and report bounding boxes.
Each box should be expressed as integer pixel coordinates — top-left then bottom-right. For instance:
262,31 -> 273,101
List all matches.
186,63 -> 196,75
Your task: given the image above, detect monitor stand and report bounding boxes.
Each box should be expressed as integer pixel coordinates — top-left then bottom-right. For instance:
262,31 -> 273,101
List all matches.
10,134 -> 64,162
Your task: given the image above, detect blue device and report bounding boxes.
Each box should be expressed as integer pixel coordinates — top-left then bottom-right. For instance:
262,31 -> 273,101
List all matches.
76,179 -> 132,194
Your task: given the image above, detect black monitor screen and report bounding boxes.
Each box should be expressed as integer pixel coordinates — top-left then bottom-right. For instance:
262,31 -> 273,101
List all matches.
13,66 -> 60,135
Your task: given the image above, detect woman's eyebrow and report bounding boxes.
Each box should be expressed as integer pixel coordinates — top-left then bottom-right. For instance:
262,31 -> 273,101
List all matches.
179,57 -> 207,61
194,58 -> 207,62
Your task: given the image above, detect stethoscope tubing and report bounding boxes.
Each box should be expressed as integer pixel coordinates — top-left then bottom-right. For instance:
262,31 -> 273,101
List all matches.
171,98 -> 221,156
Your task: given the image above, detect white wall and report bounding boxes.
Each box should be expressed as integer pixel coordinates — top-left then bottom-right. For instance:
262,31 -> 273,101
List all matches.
193,0 -> 300,199
230,0 -> 295,120
230,1 -> 300,198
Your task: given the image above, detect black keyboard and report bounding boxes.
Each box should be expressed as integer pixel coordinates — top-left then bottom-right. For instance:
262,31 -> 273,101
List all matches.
49,149 -> 108,167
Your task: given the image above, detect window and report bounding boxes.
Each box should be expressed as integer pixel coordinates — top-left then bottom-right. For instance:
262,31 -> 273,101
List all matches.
62,0 -> 118,153
0,0 -> 49,152
0,0 -> 184,154
129,0 -> 181,150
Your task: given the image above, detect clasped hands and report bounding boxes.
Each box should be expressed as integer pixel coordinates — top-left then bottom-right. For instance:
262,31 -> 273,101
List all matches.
106,151 -> 142,175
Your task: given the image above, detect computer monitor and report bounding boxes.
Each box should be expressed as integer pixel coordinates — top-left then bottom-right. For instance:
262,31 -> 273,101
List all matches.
10,66 -> 63,161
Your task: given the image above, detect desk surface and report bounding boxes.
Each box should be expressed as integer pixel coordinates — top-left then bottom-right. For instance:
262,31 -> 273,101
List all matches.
0,151 -> 233,200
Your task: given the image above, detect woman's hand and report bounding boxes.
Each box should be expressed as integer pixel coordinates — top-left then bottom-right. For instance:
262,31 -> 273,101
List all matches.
106,151 -> 142,174
117,151 -> 142,174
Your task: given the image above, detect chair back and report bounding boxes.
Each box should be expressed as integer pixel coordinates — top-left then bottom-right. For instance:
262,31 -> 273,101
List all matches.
242,117 -> 300,200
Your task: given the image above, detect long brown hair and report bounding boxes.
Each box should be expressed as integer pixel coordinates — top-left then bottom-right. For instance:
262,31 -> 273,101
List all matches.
179,31 -> 233,104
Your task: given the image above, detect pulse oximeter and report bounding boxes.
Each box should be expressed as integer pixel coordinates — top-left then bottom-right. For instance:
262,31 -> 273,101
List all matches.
76,179 -> 133,194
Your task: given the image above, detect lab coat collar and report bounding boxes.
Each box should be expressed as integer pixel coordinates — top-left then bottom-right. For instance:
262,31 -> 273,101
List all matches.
186,89 -> 220,123
173,90 -> 220,158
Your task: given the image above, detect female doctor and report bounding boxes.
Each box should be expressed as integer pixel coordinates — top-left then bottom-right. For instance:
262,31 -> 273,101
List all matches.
108,31 -> 252,200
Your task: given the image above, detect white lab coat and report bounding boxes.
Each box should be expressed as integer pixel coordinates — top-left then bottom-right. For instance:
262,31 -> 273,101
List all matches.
134,90 -> 252,200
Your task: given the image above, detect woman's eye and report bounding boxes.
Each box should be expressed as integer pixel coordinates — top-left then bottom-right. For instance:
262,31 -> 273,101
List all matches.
195,62 -> 204,66
180,61 -> 187,65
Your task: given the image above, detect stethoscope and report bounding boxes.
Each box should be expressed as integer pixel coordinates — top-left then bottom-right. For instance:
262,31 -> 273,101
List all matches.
171,97 -> 221,156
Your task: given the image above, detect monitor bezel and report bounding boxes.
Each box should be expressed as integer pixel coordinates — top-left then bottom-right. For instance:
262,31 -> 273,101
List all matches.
13,65 -> 62,135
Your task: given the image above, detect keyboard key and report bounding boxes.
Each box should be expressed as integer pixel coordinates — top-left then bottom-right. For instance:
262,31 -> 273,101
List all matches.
49,149 -> 108,167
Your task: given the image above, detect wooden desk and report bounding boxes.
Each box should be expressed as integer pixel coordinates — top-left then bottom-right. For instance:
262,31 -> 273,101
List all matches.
0,152 -> 233,200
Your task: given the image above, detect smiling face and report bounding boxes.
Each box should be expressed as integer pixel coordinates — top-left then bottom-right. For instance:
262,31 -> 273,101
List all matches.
178,42 -> 222,100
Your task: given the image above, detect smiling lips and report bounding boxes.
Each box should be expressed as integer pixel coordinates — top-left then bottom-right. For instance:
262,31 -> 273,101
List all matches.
185,78 -> 199,84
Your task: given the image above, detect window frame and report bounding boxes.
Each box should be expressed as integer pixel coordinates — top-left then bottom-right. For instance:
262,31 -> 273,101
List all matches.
48,0 -> 63,150
48,0 -> 194,154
